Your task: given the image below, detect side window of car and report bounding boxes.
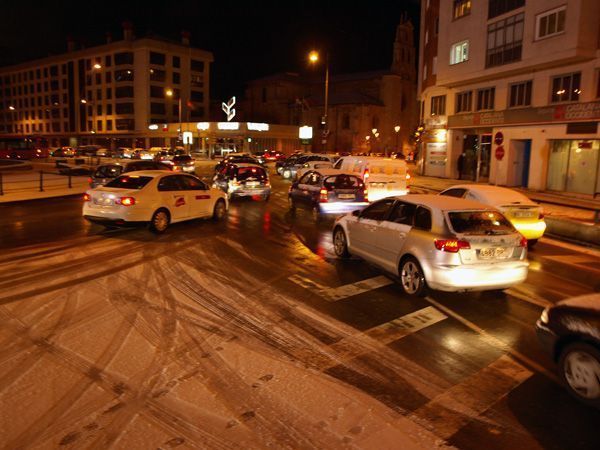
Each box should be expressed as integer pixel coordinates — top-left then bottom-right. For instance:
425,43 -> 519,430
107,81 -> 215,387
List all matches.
360,198 -> 395,221
414,206 -> 432,230
465,191 -> 479,201
181,176 -> 207,190
308,173 -> 321,185
157,176 -> 181,192
298,172 -> 312,185
387,202 -> 417,225
334,158 -> 344,170
441,188 -> 466,198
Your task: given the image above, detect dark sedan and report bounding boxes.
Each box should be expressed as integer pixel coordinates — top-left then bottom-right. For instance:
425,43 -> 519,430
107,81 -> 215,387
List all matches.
288,169 -> 368,220
536,293 -> 600,409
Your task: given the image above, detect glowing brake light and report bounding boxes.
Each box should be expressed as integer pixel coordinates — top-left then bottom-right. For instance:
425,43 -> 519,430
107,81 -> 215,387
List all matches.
434,239 -> 470,253
518,235 -> 527,247
406,173 -> 411,180
363,168 -> 369,181
83,193 -> 91,202
319,188 -> 328,203
116,196 -> 136,206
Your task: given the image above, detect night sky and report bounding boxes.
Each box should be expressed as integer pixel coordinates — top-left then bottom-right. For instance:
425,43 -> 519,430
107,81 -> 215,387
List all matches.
0,1 -> 420,98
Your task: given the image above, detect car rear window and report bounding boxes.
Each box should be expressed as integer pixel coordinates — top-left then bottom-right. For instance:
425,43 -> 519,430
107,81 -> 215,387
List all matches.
323,174 -> 363,190
448,211 -> 515,235
125,162 -> 162,172
94,165 -> 122,178
173,155 -> 192,162
104,175 -> 153,190
236,167 -> 266,180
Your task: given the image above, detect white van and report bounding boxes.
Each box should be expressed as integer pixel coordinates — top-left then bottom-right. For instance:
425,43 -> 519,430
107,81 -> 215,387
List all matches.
333,156 -> 409,201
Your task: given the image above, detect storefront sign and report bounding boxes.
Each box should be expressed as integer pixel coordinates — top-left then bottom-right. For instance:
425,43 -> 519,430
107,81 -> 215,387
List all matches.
447,100 -> 600,128
425,142 -> 447,177
247,122 -> 269,131
494,131 -> 504,145
299,126 -> 313,139
495,146 -> 505,160
183,131 -> 193,145
222,96 -> 236,121
196,122 -> 210,131
217,122 -> 240,130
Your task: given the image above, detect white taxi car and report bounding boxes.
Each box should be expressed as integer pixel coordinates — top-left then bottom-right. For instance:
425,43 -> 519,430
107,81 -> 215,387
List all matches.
333,194 -> 529,296
439,185 -> 546,246
83,171 -> 228,233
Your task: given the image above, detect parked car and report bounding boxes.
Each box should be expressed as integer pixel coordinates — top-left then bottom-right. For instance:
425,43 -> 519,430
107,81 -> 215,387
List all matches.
261,150 -> 284,162
95,148 -> 111,157
276,153 -> 306,175
213,163 -> 271,201
334,156 -> 409,202
332,194 -> 529,296
116,147 -> 134,159
536,293 -> 600,409
289,170 -> 368,220
51,147 -> 75,157
439,185 -> 546,247
89,161 -> 173,188
295,160 -> 334,180
161,154 -> 196,173
281,154 -> 335,180
83,171 -> 228,233
214,153 -> 262,173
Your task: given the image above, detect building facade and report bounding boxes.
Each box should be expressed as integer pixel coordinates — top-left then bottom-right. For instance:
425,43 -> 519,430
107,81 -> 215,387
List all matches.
418,0 -> 600,196
0,23 -> 213,149
242,17 -> 418,155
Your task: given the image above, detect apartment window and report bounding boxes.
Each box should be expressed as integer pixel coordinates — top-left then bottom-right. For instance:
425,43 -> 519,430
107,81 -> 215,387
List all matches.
551,72 -> 581,103
105,55 -> 112,67
150,85 -> 164,98
191,75 -> 203,87
172,72 -> 180,84
115,103 -> 134,114
150,102 -> 166,115
191,60 -> 204,72
486,13 -> 524,67
425,30 -> 429,45
63,122 -> 69,132
96,89 -> 102,100
62,79 -> 67,89
536,6 -> 566,40
115,86 -> 134,98
172,56 -> 181,68
430,95 -> 446,115
95,73 -> 101,84
114,69 -> 134,82
96,120 -> 102,131
450,41 -> 469,65
509,80 -> 532,107
149,69 -> 166,82
342,113 -> 350,129
105,72 -> 112,83
453,0 -> 471,19
456,91 -> 472,113
106,88 -> 112,100
114,52 -> 133,65
106,119 -> 113,131
191,91 -> 204,102
423,64 -> 428,80
87,120 -> 93,131
488,0 -> 525,19
106,104 -> 112,115
97,105 -> 102,115
150,52 -> 166,65
432,56 -> 438,75
476,87 -> 495,110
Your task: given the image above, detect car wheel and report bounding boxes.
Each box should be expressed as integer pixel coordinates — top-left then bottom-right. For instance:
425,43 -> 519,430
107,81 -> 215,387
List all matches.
333,227 -> 351,258
399,256 -> 427,297
559,342 -> 600,408
527,239 -> 538,249
149,209 -> 170,234
212,199 -> 227,221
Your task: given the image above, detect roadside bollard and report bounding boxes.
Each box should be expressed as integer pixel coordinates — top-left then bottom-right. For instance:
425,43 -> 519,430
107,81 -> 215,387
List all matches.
39,171 -> 44,192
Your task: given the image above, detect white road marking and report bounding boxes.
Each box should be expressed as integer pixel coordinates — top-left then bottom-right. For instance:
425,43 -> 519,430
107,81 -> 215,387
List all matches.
215,236 -> 254,260
288,274 -> 393,302
540,254 -> 600,274
505,286 -> 553,308
410,354 -> 532,440
424,296 -> 560,384
541,236 -> 600,258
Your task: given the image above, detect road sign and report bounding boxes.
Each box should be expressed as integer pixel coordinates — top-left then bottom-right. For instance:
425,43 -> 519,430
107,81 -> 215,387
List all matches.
494,131 -> 504,146
495,146 -> 505,160
222,96 -> 236,122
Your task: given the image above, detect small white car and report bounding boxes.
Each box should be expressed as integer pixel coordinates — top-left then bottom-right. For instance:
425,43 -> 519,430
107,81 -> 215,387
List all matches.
294,160 -> 334,180
333,194 -> 529,296
83,171 -> 228,233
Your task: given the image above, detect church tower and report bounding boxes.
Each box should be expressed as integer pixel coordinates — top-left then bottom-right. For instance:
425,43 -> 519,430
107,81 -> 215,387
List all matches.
391,14 -> 416,82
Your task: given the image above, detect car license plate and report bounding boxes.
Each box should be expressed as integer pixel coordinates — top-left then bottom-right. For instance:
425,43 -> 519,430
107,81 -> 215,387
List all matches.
338,194 -> 355,199
93,197 -> 113,206
514,211 -> 534,218
480,247 -> 510,259
246,181 -> 259,187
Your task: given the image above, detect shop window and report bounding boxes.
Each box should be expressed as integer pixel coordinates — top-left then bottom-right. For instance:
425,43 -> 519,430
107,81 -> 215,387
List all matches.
536,6 -> 566,40
509,80 -> 532,107
453,0 -> 471,19
547,140 -> 600,195
551,72 -> 581,103
476,87 -> 495,111
486,13 -> 523,67
430,95 -> 446,115
450,40 -> 469,65
455,91 -> 472,113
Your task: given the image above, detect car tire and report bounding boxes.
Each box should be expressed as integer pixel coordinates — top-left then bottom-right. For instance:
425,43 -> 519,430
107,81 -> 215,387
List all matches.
558,342 -> 600,408
333,227 -> 351,258
399,256 -> 427,297
212,199 -> 227,221
527,239 -> 538,249
149,208 -> 170,234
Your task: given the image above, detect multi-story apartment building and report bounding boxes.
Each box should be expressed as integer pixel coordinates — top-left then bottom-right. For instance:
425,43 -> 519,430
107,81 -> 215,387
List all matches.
242,17 -> 418,155
418,0 -> 600,196
0,23 -> 213,148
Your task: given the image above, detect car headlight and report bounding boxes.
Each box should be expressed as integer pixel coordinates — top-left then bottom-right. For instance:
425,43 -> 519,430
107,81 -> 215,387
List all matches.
539,307 -> 549,325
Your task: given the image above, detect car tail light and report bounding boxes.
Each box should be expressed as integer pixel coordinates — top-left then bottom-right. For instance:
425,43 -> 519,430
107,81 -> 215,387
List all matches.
364,189 -> 369,202
319,188 -> 328,203
406,173 -> 411,180
173,166 -> 180,172
83,193 -> 91,202
116,196 -> 136,206
518,235 -> 527,247
87,177 -> 93,185
434,239 -> 471,253
363,168 -> 369,181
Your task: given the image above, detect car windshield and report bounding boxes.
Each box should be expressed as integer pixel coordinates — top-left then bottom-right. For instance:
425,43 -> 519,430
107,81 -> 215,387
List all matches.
124,162 -> 162,172
323,174 -> 363,190
448,210 -> 516,235
94,165 -> 122,178
236,167 -> 266,180
104,175 -> 153,190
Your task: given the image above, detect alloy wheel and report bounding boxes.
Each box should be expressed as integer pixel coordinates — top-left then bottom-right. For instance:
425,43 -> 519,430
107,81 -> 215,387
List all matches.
563,350 -> 600,399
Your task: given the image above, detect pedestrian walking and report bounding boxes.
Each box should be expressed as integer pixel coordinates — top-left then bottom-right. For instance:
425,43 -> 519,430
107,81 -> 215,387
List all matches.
457,152 -> 466,180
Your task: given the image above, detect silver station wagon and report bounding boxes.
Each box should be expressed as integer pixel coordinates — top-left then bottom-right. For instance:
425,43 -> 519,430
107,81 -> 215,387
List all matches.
332,194 -> 529,296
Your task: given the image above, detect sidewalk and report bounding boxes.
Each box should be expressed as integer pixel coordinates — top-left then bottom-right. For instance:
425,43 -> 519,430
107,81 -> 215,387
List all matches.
409,173 -> 600,246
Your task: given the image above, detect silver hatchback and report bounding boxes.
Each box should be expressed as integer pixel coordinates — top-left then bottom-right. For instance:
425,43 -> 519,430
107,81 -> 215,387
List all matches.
332,194 -> 529,296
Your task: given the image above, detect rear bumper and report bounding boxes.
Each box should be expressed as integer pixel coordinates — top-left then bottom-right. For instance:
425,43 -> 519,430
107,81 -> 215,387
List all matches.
84,215 -> 146,227
513,221 -> 546,240
426,261 -> 529,291
230,187 -> 271,197
318,202 -> 369,215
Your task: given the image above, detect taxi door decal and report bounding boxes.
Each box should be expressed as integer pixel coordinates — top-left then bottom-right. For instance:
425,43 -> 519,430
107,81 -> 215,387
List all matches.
175,196 -> 186,207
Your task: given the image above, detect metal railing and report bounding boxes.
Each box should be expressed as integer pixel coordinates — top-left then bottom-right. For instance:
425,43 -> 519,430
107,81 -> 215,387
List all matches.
0,170 -> 88,196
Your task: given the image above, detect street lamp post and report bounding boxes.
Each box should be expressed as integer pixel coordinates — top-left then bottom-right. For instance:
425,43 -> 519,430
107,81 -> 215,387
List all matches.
394,125 -> 401,158
165,88 -> 183,149
308,50 -> 329,152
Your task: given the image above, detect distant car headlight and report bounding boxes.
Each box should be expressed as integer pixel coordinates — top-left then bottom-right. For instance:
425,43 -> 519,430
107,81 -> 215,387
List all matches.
539,307 -> 550,325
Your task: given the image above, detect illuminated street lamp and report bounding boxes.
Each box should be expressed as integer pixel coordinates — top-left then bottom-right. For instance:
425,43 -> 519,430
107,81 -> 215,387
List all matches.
8,106 -> 15,111
80,99 -> 87,104
394,125 -> 401,158
308,49 -> 329,150
165,88 -> 183,148
93,63 -> 102,70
